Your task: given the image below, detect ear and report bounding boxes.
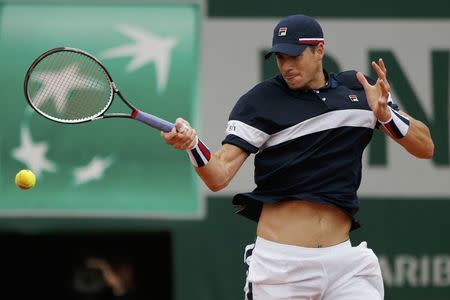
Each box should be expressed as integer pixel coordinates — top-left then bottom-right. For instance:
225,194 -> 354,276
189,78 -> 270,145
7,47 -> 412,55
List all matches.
316,42 -> 325,59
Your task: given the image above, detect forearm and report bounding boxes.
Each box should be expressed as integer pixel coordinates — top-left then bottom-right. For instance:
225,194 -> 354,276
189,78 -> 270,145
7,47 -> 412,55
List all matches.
161,119 -> 249,190
380,110 -> 434,159
193,145 -> 249,192
358,59 -> 434,159
396,116 -> 434,159
194,153 -> 233,192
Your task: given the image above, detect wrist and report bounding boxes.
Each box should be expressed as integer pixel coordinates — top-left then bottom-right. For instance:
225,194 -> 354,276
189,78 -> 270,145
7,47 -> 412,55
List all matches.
379,106 -> 410,139
377,109 -> 392,124
186,136 -> 211,167
378,92 -> 395,123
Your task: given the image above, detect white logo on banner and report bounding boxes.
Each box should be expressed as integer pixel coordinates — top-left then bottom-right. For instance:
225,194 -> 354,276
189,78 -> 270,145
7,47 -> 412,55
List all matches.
101,24 -> 178,94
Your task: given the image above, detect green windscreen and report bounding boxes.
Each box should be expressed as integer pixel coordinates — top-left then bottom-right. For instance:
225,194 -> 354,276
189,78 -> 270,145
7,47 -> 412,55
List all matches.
0,4 -> 201,219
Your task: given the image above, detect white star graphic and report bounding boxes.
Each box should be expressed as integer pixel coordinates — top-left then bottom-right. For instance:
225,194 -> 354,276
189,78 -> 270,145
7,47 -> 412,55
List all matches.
12,126 -> 57,177
73,156 -> 113,185
100,24 -> 178,93
30,63 -> 103,114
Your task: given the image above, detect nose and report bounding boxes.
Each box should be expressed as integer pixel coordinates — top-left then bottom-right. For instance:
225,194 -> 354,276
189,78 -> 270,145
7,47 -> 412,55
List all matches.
279,58 -> 294,74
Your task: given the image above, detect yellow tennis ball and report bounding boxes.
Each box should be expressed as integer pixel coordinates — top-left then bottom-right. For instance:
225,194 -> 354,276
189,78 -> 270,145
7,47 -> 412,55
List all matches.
15,169 -> 36,190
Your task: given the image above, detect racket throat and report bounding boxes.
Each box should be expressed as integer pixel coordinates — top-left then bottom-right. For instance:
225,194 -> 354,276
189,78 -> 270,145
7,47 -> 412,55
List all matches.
131,109 -> 139,119
111,81 -> 119,92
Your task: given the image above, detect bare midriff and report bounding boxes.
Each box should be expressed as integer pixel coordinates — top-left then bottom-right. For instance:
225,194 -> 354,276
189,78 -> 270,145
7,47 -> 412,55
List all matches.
257,200 -> 352,248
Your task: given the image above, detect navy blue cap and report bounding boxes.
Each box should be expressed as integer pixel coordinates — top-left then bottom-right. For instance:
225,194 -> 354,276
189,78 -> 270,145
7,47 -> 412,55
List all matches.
265,14 -> 324,59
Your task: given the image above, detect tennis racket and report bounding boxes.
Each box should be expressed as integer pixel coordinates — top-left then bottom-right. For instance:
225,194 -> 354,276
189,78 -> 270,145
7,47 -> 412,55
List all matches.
24,47 -> 175,132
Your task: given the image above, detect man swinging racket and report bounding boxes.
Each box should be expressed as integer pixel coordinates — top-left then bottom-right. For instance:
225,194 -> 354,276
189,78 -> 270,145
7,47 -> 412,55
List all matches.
162,14 -> 434,300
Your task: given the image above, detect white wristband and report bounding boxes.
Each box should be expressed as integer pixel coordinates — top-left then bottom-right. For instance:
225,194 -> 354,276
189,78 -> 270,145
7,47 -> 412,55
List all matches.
186,136 -> 211,167
379,106 -> 410,139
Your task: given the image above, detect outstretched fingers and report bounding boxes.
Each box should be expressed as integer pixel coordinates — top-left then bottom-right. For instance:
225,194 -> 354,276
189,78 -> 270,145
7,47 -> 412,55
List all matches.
371,61 -> 386,82
373,58 -> 392,94
378,58 -> 387,75
378,79 -> 389,105
356,71 -> 371,90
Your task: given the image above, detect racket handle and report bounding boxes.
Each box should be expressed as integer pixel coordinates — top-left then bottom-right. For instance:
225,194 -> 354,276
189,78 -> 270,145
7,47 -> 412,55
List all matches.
131,110 -> 174,132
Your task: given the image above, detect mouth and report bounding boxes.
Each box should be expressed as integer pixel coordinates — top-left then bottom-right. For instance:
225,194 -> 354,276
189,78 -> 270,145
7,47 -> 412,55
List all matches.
283,74 -> 299,81
283,74 -> 299,80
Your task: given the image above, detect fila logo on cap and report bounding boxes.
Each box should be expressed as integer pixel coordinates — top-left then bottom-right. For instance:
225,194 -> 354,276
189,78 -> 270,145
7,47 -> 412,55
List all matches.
278,27 -> 287,36
348,95 -> 359,102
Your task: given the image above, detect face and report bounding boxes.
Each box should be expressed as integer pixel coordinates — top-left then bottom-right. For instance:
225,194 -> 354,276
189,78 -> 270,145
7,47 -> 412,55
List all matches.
276,44 -> 324,90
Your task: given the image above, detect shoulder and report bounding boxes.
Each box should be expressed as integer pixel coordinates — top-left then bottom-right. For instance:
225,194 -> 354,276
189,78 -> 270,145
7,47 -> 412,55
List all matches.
333,70 -> 376,90
232,75 -> 282,111
240,75 -> 282,102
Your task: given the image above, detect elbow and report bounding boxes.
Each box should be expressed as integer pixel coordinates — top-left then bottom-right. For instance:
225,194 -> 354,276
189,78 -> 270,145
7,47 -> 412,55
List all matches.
418,127 -> 435,159
207,184 -> 226,192
208,185 -> 223,192
415,141 -> 435,159
206,181 -> 230,192
423,142 -> 435,159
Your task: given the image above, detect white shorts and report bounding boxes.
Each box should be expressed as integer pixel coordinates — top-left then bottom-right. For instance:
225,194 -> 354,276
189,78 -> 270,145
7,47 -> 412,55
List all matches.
244,237 -> 384,300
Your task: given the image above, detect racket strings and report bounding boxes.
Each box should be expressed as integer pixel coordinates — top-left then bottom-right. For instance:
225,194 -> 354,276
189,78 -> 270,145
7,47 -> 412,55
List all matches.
65,53 -> 109,119
66,56 -> 101,118
26,50 -> 112,122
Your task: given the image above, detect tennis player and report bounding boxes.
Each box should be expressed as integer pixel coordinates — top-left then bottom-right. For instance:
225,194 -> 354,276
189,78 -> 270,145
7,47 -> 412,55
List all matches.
162,14 -> 434,299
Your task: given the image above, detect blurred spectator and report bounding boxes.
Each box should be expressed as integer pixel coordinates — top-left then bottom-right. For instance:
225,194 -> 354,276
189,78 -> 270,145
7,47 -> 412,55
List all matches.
71,257 -> 136,299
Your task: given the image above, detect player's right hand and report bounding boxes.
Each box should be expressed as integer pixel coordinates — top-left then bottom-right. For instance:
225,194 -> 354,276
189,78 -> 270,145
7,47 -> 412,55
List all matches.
161,118 -> 197,150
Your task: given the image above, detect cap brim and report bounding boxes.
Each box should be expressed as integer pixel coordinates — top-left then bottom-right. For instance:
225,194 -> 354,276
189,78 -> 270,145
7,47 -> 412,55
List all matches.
264,43 -> 308,59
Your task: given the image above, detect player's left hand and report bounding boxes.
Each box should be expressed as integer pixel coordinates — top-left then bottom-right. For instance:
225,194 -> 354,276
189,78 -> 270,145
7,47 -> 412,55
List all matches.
356,58 -> 392,122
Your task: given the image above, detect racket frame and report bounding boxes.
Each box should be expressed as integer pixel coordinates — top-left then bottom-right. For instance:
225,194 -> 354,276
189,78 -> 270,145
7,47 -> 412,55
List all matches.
25,47 -> 142,123
24,47 -> 175,132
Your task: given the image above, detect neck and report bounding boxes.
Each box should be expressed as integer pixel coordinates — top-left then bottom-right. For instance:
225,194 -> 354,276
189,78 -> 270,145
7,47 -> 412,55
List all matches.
308,69 -> 327,89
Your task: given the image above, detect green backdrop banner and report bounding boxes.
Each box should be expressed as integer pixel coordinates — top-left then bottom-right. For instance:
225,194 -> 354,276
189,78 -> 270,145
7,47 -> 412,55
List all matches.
0,4 -> 201,218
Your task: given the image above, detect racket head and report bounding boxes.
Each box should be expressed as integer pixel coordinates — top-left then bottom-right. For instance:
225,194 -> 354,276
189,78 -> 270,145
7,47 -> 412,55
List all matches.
24,47 -> 115,124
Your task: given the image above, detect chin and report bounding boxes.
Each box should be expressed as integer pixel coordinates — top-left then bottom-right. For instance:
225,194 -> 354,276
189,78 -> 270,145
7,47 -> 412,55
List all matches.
283,77 -> 303,89
286,81 -> 305,90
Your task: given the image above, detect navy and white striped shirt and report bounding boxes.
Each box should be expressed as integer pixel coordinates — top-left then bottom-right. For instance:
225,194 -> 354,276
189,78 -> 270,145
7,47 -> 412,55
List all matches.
222,70 -> 399,230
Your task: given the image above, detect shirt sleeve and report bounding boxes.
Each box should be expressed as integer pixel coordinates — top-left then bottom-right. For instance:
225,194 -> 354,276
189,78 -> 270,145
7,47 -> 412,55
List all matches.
221,95 -> 270,154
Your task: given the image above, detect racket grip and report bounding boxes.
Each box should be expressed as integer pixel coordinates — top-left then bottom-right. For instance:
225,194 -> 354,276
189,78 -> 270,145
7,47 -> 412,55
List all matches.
131,110 -> 174,132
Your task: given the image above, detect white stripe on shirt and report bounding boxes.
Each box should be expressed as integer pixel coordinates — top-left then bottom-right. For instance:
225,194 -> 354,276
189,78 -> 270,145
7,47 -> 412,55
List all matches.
261,109 -> 377,149
225,109 -> 377,151
225,120 -> 270,148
